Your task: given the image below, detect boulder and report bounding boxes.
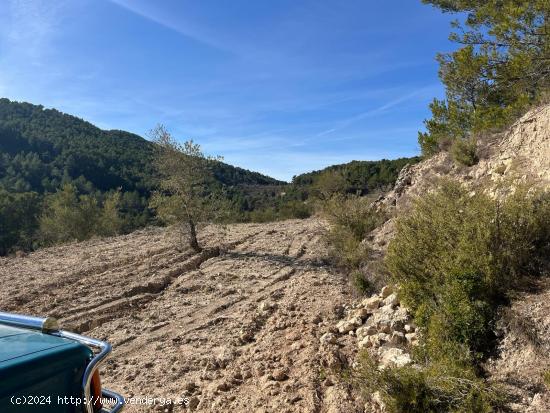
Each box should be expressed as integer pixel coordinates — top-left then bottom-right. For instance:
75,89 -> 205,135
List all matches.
379,348 -> 412,369
361,296 -> 382,310
389,331 -> 406,345
271,368 -> 288,381
352,307 -> 371,320
383,293 -> 399,307
356,325 -> 377,340
405,332 -> 418,345
336,320 -> 356,334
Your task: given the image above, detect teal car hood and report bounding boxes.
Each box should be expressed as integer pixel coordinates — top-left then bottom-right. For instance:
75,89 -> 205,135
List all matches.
0,324 -> 82,362
0,323 -> 93,412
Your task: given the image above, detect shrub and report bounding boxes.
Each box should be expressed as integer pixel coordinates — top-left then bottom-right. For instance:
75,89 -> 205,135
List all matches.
351,270 -> 374,295
353,351 -> 500,413
375,180 -> 549,410
386,180 -> 549,358
544,370 -> 550,388
279,200 -> 313,219
451,138 -> 478,166
39,184 -> 102,245
323,194 -> 385,242
322,195 -> 385,271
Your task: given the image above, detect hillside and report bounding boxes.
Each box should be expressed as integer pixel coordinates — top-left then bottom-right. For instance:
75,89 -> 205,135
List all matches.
370,104 -> 550,254
0,98 -> 283,195
292,157 -> 420,196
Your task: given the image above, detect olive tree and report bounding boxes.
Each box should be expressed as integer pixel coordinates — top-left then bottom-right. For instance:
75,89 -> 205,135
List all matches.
149,125 -> 223,252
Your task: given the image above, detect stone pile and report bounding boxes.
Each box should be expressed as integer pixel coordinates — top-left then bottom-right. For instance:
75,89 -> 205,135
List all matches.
324,285 -> 418,369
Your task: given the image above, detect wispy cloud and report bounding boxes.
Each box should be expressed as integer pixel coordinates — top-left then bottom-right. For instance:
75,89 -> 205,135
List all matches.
316,85 -> 438,137
106,0 -> 236,54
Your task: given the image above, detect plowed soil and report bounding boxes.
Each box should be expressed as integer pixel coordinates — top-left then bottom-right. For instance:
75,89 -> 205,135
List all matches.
0,218 -> 363,412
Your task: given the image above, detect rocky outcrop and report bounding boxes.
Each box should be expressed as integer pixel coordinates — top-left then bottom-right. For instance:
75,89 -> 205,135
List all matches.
370,104 -> 550,254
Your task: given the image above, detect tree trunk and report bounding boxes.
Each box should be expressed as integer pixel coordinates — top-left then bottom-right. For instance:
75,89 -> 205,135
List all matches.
188,220 -> 202,252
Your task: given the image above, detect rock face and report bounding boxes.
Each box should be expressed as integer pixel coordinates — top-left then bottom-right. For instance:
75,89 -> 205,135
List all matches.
370,104 -> 550,254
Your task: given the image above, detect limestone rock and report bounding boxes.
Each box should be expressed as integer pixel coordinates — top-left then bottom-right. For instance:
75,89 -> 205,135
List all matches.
379,348 -> 412,369
361,296 -> 382,310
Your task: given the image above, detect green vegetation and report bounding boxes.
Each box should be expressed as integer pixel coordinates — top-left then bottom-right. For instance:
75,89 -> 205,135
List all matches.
322,194 -> 386,293
544,370 -> 550,388
419,0 -> 550,156
0,98 -> 414,255
351,180 -> 550,412
0,190 -> 41,255
149,125 -> 228,252
293,157 -> 420,196
450,138 -> 478,166
354,351 -> 499,413
39,185 -> 124,245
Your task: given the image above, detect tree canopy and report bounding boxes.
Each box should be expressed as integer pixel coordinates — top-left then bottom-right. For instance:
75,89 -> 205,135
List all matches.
420,0 -> 550,154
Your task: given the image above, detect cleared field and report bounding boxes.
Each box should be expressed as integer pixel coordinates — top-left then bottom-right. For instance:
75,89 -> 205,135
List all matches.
0,218 -> 363,412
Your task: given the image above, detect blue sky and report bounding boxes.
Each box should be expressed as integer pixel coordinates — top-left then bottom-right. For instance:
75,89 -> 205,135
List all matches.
0,0 -> 457,181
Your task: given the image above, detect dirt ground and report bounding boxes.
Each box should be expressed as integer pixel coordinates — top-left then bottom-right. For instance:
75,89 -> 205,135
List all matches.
0,218 -> 363,412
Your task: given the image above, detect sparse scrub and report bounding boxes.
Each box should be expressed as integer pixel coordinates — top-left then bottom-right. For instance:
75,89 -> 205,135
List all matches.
353,352 -> 501,413
358,179 -> 550,411
451,138 -> 478,166
322,195 -> 386,288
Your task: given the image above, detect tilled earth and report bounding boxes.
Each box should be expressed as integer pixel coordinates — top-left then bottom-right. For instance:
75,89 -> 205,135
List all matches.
0,218 -> 363,412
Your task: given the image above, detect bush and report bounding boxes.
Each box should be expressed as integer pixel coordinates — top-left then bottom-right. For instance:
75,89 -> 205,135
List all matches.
351,270 -> 374,295
353,352 -> 500,413
322,195 -> 385,270
451,138 -> 478,166
39,184 -> 130,246
386,180 -> 549,358
323,194 -> 385,242
544,370 -> 550,388
368,180 -> 550,410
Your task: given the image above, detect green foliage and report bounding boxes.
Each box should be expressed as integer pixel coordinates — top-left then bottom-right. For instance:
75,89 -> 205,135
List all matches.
39,184 -> 102,245
386,180 -> 550,360
371,180 -> 550,410
323,195 -> 385,271
38,185 -> 128,246
420,0 -> 550,155
0,99 -> 286,254
0,190 -> 41,255
544,370 -> 550,388
293,158 -> 420,197
149,125 -> 230,251
353,352 -> 500,413
451,137 -> 478,166
311,170 -> 349,200
351,270 -> 374,295
97,190 -> 125,236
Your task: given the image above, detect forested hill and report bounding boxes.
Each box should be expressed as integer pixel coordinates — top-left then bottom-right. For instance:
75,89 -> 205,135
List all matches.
0,98 -> 416,255
0,98 -> 283,195
292,157 -> 420,195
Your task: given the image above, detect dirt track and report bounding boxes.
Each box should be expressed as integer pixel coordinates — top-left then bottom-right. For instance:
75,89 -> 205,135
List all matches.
0,218 -> 363,412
